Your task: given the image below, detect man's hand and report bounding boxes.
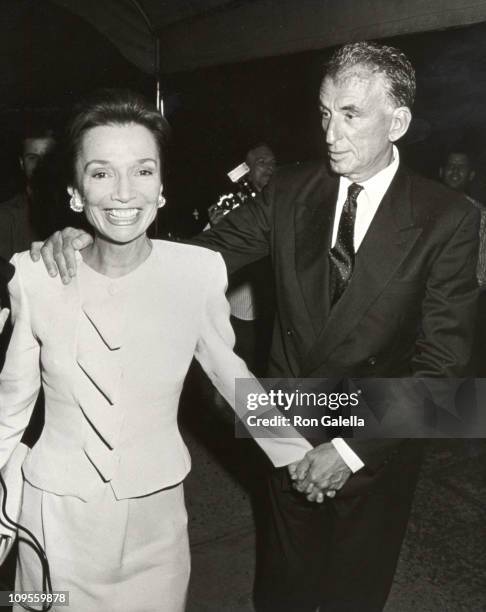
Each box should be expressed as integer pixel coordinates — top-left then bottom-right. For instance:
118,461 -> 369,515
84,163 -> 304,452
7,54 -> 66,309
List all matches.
30,228 -> 93,284
288,459 -> 307,482
0,308 -> 9,334
292,443 -> 352,503
207,203 -> 227,227
288,457 -> 325,502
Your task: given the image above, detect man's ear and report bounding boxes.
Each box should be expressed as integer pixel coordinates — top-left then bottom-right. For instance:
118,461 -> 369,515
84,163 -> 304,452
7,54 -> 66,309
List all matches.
439,167 -> 444,179
388,107 -> 412,143
19,157 -> 24,173
470,170 -> 476,182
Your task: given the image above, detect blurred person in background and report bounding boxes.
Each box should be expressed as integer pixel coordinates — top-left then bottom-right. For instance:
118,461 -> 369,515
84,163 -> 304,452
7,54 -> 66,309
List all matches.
207,143 -> 276,374
0,122 -> 56,261
440,148 -> 486,287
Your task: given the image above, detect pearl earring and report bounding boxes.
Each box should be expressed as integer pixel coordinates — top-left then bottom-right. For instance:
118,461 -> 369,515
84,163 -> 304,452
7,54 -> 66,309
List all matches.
69,192 -> 84,213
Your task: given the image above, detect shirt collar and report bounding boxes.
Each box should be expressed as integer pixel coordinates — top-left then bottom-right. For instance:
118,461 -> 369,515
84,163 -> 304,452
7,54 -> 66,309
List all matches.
340,145 -> 400,204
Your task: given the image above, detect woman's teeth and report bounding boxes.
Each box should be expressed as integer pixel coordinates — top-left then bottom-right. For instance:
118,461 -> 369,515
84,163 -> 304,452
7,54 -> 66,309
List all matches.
105,208 -> 140,223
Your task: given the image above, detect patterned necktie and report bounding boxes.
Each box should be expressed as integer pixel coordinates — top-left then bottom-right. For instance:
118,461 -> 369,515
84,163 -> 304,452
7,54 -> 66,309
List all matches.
329,182 -> 363,305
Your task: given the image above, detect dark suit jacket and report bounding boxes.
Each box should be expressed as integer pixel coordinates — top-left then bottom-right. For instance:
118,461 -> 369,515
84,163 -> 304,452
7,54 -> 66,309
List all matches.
0,193 -> 38,262
0,257 -> 14,308
0,256 -> 14,369
193,161 -> 479,489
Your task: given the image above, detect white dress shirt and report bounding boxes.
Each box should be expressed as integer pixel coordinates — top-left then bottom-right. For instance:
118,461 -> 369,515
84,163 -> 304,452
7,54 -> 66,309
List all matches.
332,146 -> 400,250
330,146 -> 400,473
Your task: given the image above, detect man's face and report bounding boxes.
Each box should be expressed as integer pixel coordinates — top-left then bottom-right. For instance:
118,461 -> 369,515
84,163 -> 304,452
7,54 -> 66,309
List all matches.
20,137 -> 55,182
319,68 -> 398,182
441,153 -> 472,192
247,146 -> 276,191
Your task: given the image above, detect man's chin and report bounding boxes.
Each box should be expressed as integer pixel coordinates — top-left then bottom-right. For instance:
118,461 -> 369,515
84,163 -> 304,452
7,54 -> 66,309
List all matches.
328,159 -> 349,176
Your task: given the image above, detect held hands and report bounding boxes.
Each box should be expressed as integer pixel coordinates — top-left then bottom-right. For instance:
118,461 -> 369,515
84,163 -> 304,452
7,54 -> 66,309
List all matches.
288,442 -> 352,503
30,228 -> 93,285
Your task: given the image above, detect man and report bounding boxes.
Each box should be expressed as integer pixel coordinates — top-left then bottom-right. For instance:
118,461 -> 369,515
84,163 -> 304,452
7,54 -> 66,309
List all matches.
440,148 -> 486,286
439,148 -> 486,378
32,42 -> 479,611
0,125 -> 56,260
0,126 -> 56,445
207,143 -> 276,373
440,149 -> 475,194
246,143 -> 276,192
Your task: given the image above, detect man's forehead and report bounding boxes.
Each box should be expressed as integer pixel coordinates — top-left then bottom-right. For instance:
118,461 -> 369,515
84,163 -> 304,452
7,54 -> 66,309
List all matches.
248,146 -> 275,163
446,153 -> 470,166
23,137 -> 55,156
320,67 -> 387,99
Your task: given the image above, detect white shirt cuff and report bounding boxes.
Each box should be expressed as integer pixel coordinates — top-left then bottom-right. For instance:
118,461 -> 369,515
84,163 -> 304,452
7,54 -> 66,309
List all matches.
331,438 -> 365,473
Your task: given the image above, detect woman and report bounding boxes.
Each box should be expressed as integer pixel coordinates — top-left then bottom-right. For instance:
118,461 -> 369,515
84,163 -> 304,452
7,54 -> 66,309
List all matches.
0,89 -> 311,611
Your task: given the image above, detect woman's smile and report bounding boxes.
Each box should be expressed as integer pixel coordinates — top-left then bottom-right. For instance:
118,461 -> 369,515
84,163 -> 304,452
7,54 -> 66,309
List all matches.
104,207 -> 142,225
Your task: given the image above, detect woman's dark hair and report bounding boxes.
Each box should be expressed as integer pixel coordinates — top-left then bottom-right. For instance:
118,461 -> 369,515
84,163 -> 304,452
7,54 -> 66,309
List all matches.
65,88 -> 170,185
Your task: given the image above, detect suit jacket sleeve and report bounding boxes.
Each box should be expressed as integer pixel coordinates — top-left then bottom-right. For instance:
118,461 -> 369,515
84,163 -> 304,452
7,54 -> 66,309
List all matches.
194,252 -> 312,466
0,254 -> 41,471
190,195 -> 272,274
412,205 -> 479,376
346,204 -> 480,470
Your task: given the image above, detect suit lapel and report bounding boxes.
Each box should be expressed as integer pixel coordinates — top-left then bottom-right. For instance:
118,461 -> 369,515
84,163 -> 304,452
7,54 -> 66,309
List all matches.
294,168 -> 339,336
301,166 -> 423,375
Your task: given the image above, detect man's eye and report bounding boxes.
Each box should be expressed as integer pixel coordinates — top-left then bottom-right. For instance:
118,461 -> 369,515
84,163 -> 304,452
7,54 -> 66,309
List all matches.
345,113 -> 355,120
92,171 -> 108,179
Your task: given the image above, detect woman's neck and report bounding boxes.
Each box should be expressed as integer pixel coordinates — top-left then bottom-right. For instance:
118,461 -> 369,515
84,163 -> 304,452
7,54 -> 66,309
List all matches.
82,234 -> 152,278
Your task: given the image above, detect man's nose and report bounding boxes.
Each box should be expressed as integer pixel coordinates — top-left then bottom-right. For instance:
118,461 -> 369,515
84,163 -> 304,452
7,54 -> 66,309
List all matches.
112,174 -> 135,203
325,116 -> 340,145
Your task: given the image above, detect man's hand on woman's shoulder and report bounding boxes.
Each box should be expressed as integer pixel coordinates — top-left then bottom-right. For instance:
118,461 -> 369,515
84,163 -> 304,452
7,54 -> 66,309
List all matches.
30,228 -> 93,285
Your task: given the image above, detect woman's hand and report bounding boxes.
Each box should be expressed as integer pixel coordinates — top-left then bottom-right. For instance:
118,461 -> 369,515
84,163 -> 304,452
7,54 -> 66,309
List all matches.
288,457 -> 325,503
288,445 -> 349,503
30,228 -> 93,285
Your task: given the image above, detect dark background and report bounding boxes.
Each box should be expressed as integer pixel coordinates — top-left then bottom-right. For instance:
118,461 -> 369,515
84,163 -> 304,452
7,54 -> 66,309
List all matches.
1,0 -> 486,236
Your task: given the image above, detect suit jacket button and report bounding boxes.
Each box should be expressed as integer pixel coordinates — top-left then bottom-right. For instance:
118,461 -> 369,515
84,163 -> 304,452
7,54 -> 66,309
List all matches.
367,356 -> 377,366
286,328 -> 293,337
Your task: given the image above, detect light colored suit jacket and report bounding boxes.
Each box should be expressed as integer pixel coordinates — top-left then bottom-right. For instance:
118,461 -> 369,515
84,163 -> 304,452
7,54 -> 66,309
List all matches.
0,241 -> 310,502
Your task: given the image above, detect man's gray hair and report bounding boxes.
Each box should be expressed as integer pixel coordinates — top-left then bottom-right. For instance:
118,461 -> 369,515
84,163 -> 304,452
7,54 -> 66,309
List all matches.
325,41 -> 416,109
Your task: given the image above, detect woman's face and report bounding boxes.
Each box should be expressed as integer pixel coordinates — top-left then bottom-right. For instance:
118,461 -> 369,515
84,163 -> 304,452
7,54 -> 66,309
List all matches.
70,123 -> 162,244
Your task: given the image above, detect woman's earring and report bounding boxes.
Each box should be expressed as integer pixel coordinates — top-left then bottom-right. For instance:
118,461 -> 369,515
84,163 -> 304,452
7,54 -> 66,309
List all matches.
69,192 -> 84,213
157,193 -> 166,208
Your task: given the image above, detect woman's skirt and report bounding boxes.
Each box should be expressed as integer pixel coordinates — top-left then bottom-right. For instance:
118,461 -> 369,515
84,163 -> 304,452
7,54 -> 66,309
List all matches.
15,480 -> 190,612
